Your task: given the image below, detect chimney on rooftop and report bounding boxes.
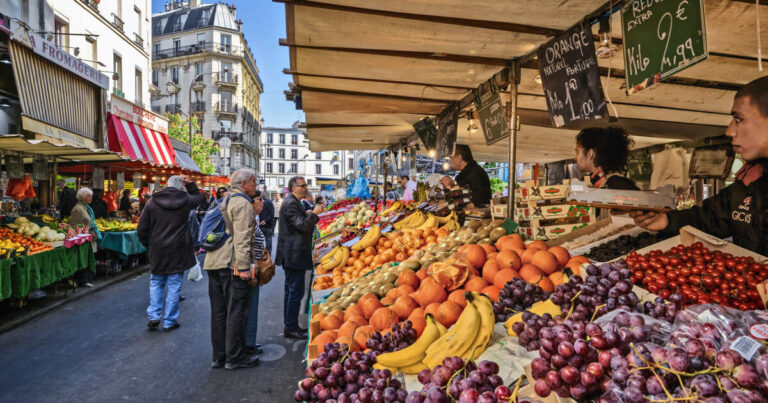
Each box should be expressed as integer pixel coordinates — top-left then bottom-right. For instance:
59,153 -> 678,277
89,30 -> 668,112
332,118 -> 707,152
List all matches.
189,0 -> 200,8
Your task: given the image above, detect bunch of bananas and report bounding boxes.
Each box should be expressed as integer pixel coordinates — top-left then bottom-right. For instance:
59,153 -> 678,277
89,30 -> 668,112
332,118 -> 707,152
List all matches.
393,211 -> 460,232
38,214 -> 57,224
374,292 -> 495,374
95,218 -> 138,232
351,224 -> 381,251
378,200 -> 403,216
318,245 -> 350,274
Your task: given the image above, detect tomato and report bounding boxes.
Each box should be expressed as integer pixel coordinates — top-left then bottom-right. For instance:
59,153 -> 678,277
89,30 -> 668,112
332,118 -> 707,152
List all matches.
659,289 -> 671,299
648,284 -> 659,294
691,267 -> 701,276
666,271 -> 678,280
680,267 -> 691,277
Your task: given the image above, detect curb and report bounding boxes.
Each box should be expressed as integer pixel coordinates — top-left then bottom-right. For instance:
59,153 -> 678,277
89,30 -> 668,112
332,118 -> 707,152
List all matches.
0,265 -> 149,334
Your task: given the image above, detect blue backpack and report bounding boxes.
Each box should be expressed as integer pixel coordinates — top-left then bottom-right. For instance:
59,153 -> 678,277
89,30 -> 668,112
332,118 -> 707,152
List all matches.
198,194 -> 249,252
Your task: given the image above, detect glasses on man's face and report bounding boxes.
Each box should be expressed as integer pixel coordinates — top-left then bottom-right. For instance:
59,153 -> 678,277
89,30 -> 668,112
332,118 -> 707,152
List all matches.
297,184 -> 308,188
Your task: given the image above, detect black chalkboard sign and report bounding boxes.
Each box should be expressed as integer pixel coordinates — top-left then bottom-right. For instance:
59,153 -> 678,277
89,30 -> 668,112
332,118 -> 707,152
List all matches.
413,117 -> 437,150
474,80 -> 508,146
537,25 -> 607,127
5,154 -> 23,180
435,104 -> 458,160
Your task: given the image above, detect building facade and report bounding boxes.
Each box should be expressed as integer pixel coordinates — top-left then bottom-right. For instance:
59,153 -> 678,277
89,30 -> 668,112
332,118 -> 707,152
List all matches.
150,0 -> 262,175
259,122 -> 354,198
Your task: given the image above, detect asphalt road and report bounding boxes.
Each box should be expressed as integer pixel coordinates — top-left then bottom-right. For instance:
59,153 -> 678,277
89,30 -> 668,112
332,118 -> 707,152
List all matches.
0,241 -> 310,403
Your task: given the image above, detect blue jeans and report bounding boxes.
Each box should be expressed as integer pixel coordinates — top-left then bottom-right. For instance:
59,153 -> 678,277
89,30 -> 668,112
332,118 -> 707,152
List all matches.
283,269 -> 307,331
147,273 -> 184,328
245,284 -> 259,347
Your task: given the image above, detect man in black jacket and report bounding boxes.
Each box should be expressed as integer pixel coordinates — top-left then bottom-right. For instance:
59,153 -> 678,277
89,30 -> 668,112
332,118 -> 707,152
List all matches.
259,196 -> 276,254
56,179 -> 77,218
90,189 -> 109,219
442,144 -> 492,207
275,176 -> 324,338
137,175 -> 204,331
632,76 -> 768,255
575,127 -> 639,191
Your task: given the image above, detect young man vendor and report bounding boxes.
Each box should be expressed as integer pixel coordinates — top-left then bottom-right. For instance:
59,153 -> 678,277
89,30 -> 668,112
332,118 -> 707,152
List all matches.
631,76 -> 768,254
575,127 -> 639,191
440,144 -> 492,208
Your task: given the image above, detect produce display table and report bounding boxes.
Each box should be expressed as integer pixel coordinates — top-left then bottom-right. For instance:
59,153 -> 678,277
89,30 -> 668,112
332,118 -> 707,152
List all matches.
0,258 -> 12,301
10,243 -> 95,299
98,231 -> 146,257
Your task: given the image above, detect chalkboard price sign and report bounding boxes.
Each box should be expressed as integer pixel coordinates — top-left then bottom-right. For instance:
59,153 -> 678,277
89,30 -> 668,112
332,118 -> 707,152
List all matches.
474,80 -> 508,145
537,25 -> 607,127
413,117 -> 437,151
435,104 -> 458,160
621,0 -> 708,94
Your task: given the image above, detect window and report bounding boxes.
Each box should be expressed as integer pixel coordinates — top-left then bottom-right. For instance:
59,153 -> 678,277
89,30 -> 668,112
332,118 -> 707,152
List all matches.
195,62 -> 204,80
278,163 -> 285,174
173,39 -> 181,56
193,89 -> 203,102
135,7 -> 142,37
308,179 -> 313,186
348,158 -> 354,170
316,152 -> 322,160
54,18 -> 69,48
266,133 -> 273,143
134,69 -> 142,105
266,163 -> 273,173
220,91 -> 232,110
279,148 -> 285,159
278,177 -> 285,186
171,66 -> 179,84
151,69 -> 159,86
153,43 -> 160,56
291,163 -> 298,173
291,134 -> 298,145
85,36 -> 97,69
333,165 -> 339,175
220,34 -> 231,53
315,164 -> 322,174
291,149 -> 298,160
113,54 -> 123,91
279,134 -> 285,144
221,63 -> 232,82
219,120 -> 232,132
197,33 -> 206,48
266,148 -> 273,158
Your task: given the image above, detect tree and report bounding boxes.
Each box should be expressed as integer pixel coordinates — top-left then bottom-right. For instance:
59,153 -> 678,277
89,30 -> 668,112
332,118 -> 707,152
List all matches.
165,113 -> 219,174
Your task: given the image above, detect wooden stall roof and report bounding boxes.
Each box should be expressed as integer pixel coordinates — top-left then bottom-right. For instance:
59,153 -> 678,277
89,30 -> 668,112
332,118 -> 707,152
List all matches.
281,0 -> 767,162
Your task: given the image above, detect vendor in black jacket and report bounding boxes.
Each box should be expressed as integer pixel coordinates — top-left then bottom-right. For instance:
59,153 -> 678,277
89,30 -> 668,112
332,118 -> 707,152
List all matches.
632,76 -> 768,254
441,144 -> 492,208
575,127 -> 639,191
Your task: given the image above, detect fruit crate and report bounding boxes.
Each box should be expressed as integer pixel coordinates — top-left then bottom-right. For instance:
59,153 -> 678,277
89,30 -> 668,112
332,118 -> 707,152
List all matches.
518,219 -> 592,241
514,183 -> 570,202
514,203 -> 593,221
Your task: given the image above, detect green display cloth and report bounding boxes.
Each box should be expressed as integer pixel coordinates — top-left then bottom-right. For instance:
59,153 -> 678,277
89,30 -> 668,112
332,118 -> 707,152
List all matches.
11,243 -> 95,299
0,258 -> 12,301
98,231 -> 146,256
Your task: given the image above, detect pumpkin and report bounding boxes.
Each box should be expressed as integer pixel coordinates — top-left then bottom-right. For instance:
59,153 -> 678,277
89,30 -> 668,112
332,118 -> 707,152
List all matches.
410,277 -> 448,307
447,289 -> 467,308
482,260 -> 500,284
359,295 -> 384,319
436,301 -> 463,327
415,267 -> 429,281
481,285 -> 500,302
335,335 -> 360,352
464,276 -> 489,292
493,269 -> 521,289
353,325 -> 375,348
391,295 -> 419,319
311,331 -> 337,354
425,302 -> 442,318
531,250 -> 559,275
548,246 -> 571,266
479,244 -> 497,256
520,264 -> 544,283
397,269 -> 420,289
369,307 -> 400,332
409,315 -> 427,337
408,307 -> 425,323
343,304 -> 364,322
464,244 -> 487,269
320,314 -> 343,331
496,250 -> 522,271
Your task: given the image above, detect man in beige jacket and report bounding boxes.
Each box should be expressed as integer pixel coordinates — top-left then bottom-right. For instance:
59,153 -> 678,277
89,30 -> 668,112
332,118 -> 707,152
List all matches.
204,168 -> 258,370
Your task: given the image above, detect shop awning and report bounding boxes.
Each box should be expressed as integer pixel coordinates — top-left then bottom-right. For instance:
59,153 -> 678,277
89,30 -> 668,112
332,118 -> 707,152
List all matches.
316,177 -> 341,185
0,135 -> 125,162
174,150 -> 201,173
107,115 -> 177,166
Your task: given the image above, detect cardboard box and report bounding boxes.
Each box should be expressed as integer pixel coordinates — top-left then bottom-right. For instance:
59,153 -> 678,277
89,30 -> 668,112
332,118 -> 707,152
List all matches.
519,221 -> 590,240
515,184 -> 569,201
515,203 -> 593,221
546,215 -> 642,256
567,180 -> 675,211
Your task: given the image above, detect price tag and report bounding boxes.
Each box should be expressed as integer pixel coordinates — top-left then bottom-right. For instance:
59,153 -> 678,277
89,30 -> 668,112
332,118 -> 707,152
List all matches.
730,336 -> 761,361
381,225 -> 393,233
342,237 -> 360,248
750,324 -> 768,340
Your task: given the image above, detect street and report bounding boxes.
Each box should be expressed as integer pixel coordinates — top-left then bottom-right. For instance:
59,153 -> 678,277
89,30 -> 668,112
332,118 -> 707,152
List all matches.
0,243 -> 308,403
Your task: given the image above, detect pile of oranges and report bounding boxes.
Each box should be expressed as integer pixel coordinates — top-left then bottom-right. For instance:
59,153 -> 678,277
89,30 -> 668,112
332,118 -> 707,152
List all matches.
0,228 -> 53,255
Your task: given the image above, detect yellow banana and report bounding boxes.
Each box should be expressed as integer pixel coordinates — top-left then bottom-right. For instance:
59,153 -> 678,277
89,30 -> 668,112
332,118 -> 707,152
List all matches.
320,247 -> 344,271
394,211 -> 420,230
461,293 -> 495,362
379,201 -> 402,216
400,361 -> 428,374
321,246 -> 341,263
423,297 -> 481,367
435,319 -> 448,336
352,225 -> 381,251
416,214 -> 437,230
404,213 -> 426,229
376,314 -> 442,368
336,247 -> 350,269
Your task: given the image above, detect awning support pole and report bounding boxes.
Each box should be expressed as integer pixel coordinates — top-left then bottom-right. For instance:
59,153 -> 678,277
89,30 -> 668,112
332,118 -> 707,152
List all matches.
506,61 -> 520,220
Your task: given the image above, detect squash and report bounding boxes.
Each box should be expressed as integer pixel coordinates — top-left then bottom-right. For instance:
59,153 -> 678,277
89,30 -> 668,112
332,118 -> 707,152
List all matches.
320,314 -> 343,331
409,277 -> 448,307
436,301 -> 463,327
447,289 -> 467,308
359,294 -> 384,319
391,295 -> 419,319
369,307 -> 400,332
343,304 -> 363,322
397,269 -> 420,289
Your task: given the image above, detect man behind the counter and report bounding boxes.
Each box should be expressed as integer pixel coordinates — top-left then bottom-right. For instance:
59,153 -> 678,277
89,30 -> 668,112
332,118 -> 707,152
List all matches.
441,144 -> 491,208
575,127 -> 639,190
631,76 -> 768,255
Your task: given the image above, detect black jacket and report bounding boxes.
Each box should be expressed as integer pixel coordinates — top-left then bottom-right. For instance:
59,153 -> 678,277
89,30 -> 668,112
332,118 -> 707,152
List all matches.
90,197 -> 109,219
137,182 -> 204,275
259,199 -> 276,235
58,187 -> 77,217
119,196 -> 132,215
275,193 -> 319,270
665,173 -> 768,255
455,161 -> 492,207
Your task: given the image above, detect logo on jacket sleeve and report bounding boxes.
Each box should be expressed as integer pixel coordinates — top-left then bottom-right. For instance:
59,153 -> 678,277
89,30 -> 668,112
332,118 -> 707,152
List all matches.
732,196 -> 752,223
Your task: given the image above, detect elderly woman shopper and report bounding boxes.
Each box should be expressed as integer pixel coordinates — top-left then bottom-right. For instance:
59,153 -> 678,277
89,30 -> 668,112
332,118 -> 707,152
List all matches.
69,187 -> 101,287
244,190 -> 267,356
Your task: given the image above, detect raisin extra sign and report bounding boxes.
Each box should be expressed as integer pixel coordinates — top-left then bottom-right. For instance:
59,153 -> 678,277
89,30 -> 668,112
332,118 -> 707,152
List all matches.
621,0 -> 708,94
537,25 -> 607,127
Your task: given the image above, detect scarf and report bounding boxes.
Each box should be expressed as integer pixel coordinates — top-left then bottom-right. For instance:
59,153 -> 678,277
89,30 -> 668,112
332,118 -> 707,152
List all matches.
84,203 -> 102,241
735,160 -> 766,186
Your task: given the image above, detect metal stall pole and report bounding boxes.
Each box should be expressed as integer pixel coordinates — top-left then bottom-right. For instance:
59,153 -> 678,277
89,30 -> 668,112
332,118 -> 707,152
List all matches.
506,61 -> 521,219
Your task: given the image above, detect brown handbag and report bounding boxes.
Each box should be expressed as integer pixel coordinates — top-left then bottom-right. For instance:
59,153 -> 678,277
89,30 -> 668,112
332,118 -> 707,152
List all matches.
253,250 -> 275,286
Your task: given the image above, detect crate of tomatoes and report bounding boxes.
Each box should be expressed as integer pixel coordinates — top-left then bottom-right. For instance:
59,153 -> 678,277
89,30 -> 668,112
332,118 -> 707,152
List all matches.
624,225 -> 768,310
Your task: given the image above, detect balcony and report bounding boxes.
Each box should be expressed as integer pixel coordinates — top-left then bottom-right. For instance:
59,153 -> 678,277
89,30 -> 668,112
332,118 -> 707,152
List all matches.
165,104 -> 182,114
111,14 -> 124,33
215,102 -> 238,118
214,72 -> 238,88
133,33 -> 144,48
152,42 -> 249,61
190,101 -> 206,114
213,130 -> 242,142
82,0 -> 99,12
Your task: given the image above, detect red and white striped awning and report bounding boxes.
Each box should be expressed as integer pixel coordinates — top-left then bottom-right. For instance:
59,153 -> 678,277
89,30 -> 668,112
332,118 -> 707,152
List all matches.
107,115 -> 177,166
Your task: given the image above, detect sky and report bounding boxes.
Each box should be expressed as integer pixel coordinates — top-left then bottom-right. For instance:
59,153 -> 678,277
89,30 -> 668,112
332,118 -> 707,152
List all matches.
151,0 -> 304,128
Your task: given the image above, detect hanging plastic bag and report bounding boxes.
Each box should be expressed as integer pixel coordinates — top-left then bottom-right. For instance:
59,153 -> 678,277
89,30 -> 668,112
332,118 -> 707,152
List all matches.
187,260 -> 203,282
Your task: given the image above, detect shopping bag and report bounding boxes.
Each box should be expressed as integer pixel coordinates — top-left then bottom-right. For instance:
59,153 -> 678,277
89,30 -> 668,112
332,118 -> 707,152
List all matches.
188,260 -> 203,282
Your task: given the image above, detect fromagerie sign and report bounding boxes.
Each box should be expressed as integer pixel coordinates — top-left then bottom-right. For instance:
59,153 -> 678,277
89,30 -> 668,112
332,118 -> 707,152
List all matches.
110,96 -> 169,134
537,25 -> 607,127
621,0 -> 708,94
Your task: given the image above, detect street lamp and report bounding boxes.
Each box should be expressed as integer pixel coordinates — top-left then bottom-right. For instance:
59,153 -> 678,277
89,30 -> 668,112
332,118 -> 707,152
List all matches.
187,67 -> 229,144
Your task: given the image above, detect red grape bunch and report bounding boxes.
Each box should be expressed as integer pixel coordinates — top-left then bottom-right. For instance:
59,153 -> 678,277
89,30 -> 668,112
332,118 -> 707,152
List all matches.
550,261 -> 639,322
493,278 -> 549,322
366,320 -> 418,355
408,357 -> 511,403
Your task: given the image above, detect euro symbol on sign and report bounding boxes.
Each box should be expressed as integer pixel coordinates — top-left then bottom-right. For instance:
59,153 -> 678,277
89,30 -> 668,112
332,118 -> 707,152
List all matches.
676,0 -> 689,20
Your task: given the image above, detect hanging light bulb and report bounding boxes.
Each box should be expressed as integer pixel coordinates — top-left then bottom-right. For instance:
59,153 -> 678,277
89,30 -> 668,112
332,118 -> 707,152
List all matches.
428,149 -> 436,158
442,160 -> 450,171
466,111 -> 478,134
596,16 -> 618,59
